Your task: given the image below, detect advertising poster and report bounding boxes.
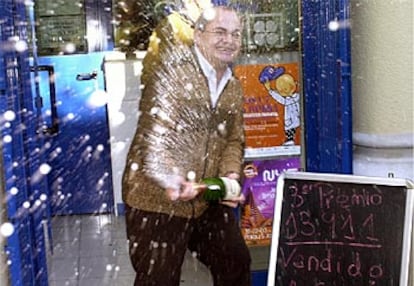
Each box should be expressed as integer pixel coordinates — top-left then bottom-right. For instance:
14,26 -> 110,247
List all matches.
240,157 -> 301,246
234,63 -> 301,158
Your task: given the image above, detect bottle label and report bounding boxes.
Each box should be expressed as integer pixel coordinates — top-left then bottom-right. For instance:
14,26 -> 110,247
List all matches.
220,177 -> 241,200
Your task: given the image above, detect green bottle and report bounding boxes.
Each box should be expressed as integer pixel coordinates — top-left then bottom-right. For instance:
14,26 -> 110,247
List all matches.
196,177 -> 241,201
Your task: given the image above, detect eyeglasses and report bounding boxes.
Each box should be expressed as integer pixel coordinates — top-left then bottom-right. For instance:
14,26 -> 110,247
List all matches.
203,29 -> 242,41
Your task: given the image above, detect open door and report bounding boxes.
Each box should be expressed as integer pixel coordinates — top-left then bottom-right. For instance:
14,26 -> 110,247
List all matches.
33,53 -> 114,215
31,0 -> 115,215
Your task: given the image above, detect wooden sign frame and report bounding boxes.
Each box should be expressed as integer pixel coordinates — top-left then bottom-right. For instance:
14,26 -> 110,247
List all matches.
267,171 -> 414,286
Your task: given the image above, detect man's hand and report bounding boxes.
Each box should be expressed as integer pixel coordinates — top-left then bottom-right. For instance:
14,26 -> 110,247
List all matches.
220,193 -> 245,208
165,180 -> 199,201
165,172 -> 245,207
225,172 -> 240,180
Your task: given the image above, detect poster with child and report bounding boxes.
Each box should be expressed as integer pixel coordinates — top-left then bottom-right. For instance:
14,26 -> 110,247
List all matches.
234,63 -> 301,158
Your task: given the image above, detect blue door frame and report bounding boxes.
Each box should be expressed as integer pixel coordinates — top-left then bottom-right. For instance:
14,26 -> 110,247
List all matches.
0,0 -> 49,285
1,0 -> 115,284
302,0 -> 353,174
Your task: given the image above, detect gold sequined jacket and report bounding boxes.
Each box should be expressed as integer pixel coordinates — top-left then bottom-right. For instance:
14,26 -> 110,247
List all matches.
122,16 -> 245,218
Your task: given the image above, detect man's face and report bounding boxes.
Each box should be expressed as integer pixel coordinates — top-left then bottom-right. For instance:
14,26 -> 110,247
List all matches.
195,7 -> 242,68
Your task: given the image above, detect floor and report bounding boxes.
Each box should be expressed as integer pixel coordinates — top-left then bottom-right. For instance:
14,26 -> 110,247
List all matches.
46,214 -> 213,286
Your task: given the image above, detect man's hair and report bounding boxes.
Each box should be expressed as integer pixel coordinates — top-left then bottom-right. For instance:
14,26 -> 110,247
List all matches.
194,6 -> 242,32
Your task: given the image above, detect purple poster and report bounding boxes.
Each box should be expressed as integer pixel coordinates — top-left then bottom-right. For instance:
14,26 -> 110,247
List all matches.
240,157 -> 301,246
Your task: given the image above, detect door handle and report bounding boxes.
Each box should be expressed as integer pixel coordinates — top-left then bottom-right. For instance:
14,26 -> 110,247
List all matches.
76,71 -> 98,81
31,65 -> 59,136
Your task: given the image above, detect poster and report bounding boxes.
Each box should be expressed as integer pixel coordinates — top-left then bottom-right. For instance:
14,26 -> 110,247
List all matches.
240,157 -> 301,246
234,63 -> 301,158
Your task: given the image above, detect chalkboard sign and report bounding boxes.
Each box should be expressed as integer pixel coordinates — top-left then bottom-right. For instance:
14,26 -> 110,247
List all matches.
267,171 -> 414,286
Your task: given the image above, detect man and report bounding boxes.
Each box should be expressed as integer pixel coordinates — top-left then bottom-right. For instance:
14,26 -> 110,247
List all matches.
122,5 -> 251,286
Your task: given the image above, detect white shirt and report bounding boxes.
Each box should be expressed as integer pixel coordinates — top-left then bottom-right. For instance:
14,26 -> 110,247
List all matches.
194,47 -> 233,108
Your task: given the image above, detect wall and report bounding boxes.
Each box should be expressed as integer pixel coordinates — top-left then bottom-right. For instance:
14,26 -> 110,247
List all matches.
103,51 -> 144,215
350,2 -> 413,284
351,0 -> 414,180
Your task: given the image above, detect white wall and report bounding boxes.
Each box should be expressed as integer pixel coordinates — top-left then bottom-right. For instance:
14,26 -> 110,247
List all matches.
103,51 -> 144,215
351,0 -> 414,181
350,2 -> 413,284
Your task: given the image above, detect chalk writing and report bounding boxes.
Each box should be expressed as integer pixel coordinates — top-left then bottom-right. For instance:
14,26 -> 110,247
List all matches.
275,178 -> 407,286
